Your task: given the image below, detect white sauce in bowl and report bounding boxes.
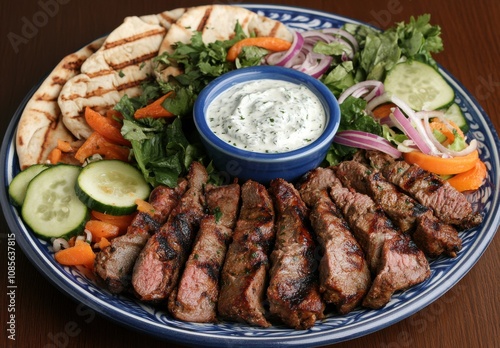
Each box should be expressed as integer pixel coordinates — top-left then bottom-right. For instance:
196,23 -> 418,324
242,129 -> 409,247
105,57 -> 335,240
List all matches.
206,79 -> 326,153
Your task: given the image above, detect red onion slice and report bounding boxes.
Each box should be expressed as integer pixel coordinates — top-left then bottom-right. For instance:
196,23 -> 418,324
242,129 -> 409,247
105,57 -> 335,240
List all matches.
391,107 -> 433,155
338,80 -> 385,104
334,130 -> 402,158
265,30 -> 304,66
321,28 -> 359,53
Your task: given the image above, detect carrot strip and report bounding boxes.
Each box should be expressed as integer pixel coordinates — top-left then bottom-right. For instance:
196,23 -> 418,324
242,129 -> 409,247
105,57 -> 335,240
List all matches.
57,139 -> 74,152
74,132 -> 130,163
85,220 -> 121,243
90,210 -> 135,234
226,37 -> 292,62
48,147 -> 62,164
54,239 -> 95,269
134,92 -> 175,119
429,119 -> 465,145
106,109 -> 124,125
95,237 -> 111,249
372,103 -> 396,119
447,159 -> 487,192
135,198 -> 156,216
403,149 -> 479,175
84,107 -> 131,146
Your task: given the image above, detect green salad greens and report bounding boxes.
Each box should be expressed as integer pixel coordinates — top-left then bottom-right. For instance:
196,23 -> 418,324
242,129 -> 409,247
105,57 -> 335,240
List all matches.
323,14 -> 443,164
114,14 -> 444,184
114,23 -> 267,187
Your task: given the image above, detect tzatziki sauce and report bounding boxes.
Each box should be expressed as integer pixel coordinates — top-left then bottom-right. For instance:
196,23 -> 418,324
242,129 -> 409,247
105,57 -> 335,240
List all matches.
206,79 -> 326,153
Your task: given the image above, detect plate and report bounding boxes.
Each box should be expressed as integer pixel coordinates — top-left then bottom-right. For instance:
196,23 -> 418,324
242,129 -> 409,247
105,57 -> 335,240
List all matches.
1,4 -> 500,348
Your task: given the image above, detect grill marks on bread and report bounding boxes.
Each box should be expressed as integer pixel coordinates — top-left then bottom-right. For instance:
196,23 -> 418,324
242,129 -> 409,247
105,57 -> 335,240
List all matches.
58,15 -> 178,139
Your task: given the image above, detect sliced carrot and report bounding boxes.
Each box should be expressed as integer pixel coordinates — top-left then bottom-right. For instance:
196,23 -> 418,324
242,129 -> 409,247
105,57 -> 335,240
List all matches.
135,198 -> 156,216
84,106 -> 131,146
90,210 -> 135,234
54,239 -> 95,269
57,139 -> 74,152
447,159 -> 487,192
403,149 -> 479,175
372,103 -> 396,119
48,147 -> 62,164
226,37 -> 292,62
429,119 -> 465,145
95,237 -> 111,249
74,131 -> 131,163
134,92 -> 175,119
106,109 -> 124,124
85,220 -> 121,243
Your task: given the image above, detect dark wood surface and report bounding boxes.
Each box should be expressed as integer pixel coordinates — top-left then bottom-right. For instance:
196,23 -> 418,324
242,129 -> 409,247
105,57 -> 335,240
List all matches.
1,1 -> 499,347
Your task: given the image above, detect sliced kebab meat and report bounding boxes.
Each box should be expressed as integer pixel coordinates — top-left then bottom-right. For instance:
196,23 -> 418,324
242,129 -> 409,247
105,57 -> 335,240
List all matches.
93,181 -> 187,294
297,168 -> 371,314
364,150 -> 483,230
131,162 -> 208,302
329,179 -> 430,309
267,178 -> 325,329
334,160 -> 462,258
218,180 -> 275,328
168,183 -> 241,323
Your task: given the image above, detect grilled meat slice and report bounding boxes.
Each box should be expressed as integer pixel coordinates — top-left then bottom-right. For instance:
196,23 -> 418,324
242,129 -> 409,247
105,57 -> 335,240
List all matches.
329,183 -> 430,309
414,210 -> 462,258
297,168 -> 371,314
364,150 -> 483,230
218,180 -> 275,328
132,162 -> 208,302
94,183 -> 187,293
335,160 -> 461,257
334,160 -> 422,233
168,183 -> 240,323
267,179 -> 325,330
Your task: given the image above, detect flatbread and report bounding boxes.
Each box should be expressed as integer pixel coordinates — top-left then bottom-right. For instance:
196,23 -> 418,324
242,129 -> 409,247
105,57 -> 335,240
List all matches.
159,5 -> 292,54
58,12 -> 181,140
15,37 -> 104,170
15,6 -> 291,169
15,10 -> 186,169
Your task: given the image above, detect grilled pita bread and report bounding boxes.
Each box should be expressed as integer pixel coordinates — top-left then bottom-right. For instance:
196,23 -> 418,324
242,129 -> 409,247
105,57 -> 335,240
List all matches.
15,10 -> 186,169
159,5 -> 293,54
15,37 -> 104,170
57,13 -> 181,139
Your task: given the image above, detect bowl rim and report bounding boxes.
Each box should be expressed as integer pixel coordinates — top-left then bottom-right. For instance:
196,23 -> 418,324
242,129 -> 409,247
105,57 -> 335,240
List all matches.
193,65 -> 340,163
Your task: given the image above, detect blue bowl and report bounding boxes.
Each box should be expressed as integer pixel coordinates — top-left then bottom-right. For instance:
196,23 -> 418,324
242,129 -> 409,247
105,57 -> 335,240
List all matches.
194,66 -> 340,184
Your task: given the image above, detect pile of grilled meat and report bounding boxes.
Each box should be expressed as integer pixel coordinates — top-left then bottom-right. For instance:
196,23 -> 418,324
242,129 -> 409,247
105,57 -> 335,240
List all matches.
93,150 -> 483,330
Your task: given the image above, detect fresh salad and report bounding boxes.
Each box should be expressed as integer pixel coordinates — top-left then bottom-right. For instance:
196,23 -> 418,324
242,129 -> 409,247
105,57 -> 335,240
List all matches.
114,14 -> 485,192
8,14 -> 486,266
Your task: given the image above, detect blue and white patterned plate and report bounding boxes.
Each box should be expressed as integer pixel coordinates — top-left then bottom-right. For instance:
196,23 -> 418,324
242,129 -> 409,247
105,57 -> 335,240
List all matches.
1,5 -> 499,348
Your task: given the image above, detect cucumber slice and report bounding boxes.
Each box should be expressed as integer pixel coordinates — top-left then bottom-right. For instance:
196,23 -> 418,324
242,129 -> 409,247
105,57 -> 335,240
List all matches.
384,60 -> 455,111
443,103 -> 469,133
22,164 -> 89,239
9,164 -> 50,206
75,160 -> 151,215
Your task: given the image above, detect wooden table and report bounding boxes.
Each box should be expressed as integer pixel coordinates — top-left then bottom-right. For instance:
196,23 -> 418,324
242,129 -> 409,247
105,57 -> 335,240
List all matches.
1,1 -> 499,347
